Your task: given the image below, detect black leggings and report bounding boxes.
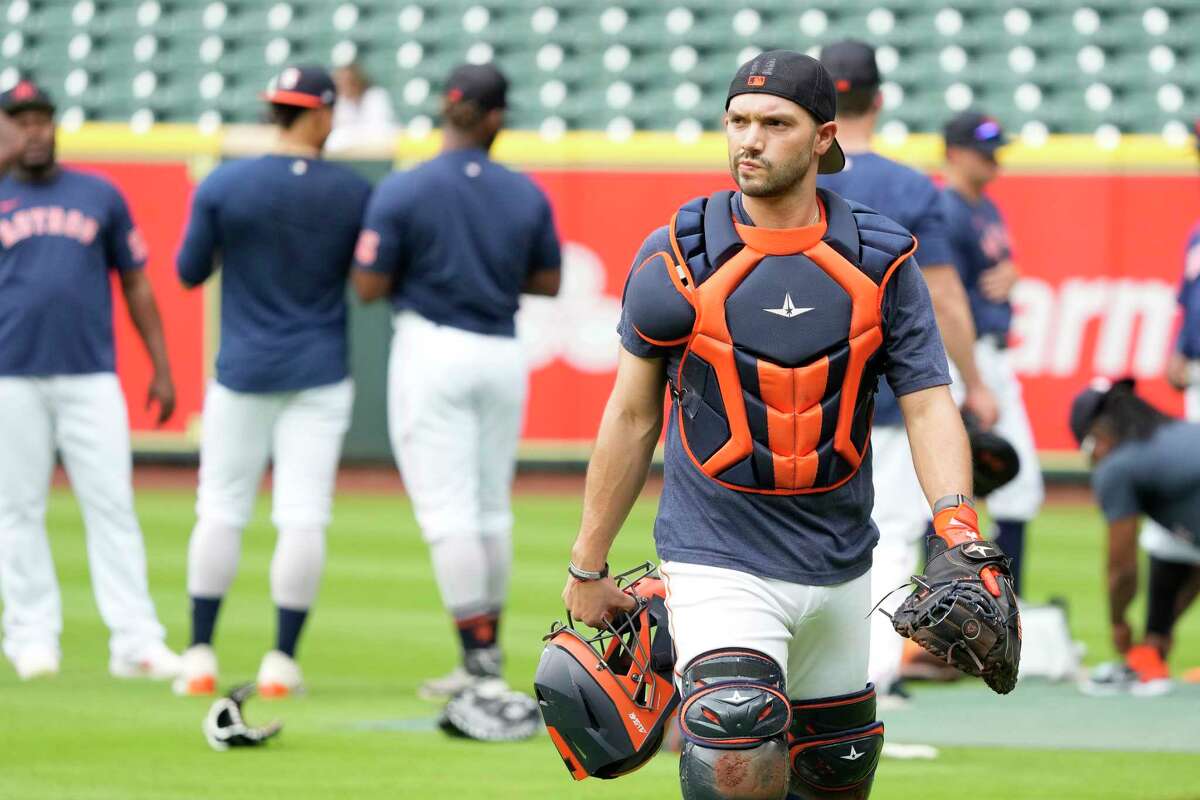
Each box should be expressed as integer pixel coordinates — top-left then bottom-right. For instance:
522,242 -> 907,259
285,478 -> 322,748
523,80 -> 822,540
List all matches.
1146,556 -> 1200,638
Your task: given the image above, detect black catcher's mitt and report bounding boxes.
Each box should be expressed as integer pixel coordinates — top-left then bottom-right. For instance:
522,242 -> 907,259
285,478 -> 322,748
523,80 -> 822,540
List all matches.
963,412 -> 1020,497
891,538 -> 1022,694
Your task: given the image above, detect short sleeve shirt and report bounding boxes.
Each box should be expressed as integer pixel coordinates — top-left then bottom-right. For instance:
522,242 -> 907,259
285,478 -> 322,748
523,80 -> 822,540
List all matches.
818,152 -> 954,425
0,168 -> 146,376
616,192 -> 950,585
1175,224 -> 1200,358
941,188 -> 1014,338
355,148 -> 561,337
1091,422 -> 1200,547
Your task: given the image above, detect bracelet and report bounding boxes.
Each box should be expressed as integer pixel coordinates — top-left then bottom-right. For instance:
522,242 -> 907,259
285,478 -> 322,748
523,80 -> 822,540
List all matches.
568,562 -> 609,581
932,493 -> 975,515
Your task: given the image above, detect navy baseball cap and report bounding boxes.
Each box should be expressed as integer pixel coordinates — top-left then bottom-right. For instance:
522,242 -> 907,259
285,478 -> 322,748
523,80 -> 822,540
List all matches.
261,66 -> 336,109
726,50 -> 845,174
0,79 -> 55,115
445,63 -> 508,111
944,111 -> 1009,155
819,40 -> 881,93
1068,377 -> 1139,446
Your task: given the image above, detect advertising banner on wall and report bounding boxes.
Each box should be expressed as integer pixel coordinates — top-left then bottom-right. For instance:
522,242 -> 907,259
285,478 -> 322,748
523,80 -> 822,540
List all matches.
91,158 -> 1199,458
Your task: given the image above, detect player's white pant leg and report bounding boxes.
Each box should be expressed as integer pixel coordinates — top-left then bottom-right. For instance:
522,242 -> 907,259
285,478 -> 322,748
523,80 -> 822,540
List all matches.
268,379 -> 353,608
867,425 -> 930,689
661,561 -> 870,699
388,312 -> 482,541
475,335 -> 526,610
195,382 -> 277,530
1185,383 -> 1200,423
52,373 -> 165,658
1139,519 -> 1200,565
271,379 -> 354,530
976,339 -> 1044,521
0,378 -> 60,661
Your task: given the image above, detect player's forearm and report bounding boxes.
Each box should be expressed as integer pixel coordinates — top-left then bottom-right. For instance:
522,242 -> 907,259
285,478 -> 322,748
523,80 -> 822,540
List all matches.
571,402 -> 662,570
1106,519 -> 1139,625
1108,567 -> 1137,626
122,275 -> 172,375
898,385 -> 973,505
925,265 -> 984,389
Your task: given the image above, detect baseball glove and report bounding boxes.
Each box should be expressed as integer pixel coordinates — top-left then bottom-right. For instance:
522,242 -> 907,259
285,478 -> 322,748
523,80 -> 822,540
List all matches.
963,412 -> 1020,497
891,537 -> 1022,694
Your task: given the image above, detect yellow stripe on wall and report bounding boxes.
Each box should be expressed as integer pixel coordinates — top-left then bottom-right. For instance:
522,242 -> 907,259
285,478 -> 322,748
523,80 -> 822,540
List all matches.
56,124 -> 1200,173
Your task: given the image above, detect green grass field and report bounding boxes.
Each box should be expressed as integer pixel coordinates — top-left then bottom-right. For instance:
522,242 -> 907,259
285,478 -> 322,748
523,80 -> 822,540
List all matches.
1,484 -> 1198,800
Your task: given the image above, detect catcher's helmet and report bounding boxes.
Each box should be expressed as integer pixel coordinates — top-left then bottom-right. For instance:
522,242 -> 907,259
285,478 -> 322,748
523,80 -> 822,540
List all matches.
534,563 -> 679,781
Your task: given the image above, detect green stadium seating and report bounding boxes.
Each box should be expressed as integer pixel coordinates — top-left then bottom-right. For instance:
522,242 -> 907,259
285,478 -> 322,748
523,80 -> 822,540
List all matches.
0,0 -> 1195,137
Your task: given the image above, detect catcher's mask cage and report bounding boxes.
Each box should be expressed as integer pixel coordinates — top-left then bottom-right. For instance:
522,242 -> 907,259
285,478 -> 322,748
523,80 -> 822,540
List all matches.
534,562 -> 679,781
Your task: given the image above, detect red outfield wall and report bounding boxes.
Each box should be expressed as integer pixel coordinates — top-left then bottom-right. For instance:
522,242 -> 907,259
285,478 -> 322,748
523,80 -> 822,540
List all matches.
96,162 -> 1200,454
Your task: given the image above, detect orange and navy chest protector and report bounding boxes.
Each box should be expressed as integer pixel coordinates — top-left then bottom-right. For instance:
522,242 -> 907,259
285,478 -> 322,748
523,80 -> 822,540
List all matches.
625,189 -> 917,495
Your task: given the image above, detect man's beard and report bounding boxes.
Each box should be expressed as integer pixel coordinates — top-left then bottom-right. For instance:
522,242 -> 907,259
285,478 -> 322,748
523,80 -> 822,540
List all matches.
730,143 -> 813,198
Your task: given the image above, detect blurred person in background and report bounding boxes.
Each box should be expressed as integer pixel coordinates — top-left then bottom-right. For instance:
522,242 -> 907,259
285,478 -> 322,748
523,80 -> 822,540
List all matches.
817,39 -> 998,705
941,111 -> 1044,597
327,62 -> 397,151
352,63 -> 561,716
1071,380 -> 1200,695
1165,120 -> 1200,421
0,80 -> 179,681
173,66 -> 371,698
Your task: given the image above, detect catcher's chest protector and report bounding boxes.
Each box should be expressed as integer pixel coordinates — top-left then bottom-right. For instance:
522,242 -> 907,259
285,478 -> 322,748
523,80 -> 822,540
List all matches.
627,190 -> 916,494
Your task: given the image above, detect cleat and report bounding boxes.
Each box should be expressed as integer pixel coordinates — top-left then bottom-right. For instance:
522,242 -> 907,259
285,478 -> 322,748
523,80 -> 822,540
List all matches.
1079,661 -> 1137,696
12,644 -> 60,681
111,640 -> 182,680
256,650 -> 303,698
1126,645 -> 1173,697
173,644 -> 218,696
418,667 -> 480,701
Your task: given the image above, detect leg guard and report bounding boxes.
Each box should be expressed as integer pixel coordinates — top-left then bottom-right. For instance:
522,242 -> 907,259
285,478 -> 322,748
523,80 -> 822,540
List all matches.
678,649 -> 793,800
787,685 -> 884,799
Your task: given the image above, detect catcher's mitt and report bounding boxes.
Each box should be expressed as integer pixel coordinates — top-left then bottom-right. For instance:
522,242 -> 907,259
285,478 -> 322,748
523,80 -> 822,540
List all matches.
963,412 -> 1020,497
891,538 -> 1022,694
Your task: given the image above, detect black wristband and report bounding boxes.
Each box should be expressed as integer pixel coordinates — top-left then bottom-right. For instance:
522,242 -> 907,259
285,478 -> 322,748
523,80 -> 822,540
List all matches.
568,562 -> 609,581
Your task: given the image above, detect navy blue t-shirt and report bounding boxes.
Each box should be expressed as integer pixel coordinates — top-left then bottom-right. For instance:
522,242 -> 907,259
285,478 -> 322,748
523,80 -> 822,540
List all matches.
177,155 -> 371,393
354,148 -> 561,337
941,188 -> 1014,339
618,193 -> 950,585
1175,223 -> 1200,358
819,152 -> 953,425
1092,422 -> 1200,548
0,168 -> 145,376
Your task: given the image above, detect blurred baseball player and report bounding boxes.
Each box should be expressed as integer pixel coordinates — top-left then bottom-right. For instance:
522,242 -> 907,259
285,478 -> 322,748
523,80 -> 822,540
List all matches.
815,40 -> 999,701
563,51 -> 1017,799
941,111 -> 1044,596
173,66 -> 371,697
352,63 -> 561,702
1165,120 -> 1200,421
0,81 -> 180,681
1070,380 -> 1200,695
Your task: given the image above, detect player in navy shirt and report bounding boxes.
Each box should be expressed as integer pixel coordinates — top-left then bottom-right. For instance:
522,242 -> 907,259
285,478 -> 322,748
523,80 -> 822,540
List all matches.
173,67 -> 371,698
353,63 -> 560,712
941,111 -> 1045,597
1071,380 -> 1200,695
0,80 -> 180,680
817,41 -> 998,698
1166,127 -> 1200,422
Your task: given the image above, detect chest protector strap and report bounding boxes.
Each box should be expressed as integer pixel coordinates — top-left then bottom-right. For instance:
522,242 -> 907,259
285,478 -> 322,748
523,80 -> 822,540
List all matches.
640,190 -> 915,495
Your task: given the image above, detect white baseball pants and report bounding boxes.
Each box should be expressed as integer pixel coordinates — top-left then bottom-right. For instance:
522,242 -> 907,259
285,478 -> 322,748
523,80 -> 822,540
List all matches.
661,561 -> 871,700
0,373 -> 166,662
194,379 -> 354,532
974,337 -> 1044,521
865,425 -> 930,690
387,311 -> 526,543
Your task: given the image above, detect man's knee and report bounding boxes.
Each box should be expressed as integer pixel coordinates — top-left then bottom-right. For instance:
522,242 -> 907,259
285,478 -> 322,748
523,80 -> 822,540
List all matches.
787,685 -> 883,799
678,649 -> 793,800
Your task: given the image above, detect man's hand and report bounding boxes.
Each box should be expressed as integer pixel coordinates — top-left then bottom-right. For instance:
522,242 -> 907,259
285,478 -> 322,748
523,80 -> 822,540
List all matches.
979,260 -> 1018,303
146,369 -> 176,425
1166,351 -> 1192,391
963,382 -> 999,430
562,577 -> 637,629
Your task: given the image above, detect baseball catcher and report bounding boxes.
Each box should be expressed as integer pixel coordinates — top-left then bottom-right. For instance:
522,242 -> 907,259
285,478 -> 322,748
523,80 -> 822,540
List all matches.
890,495 -> 1022,694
